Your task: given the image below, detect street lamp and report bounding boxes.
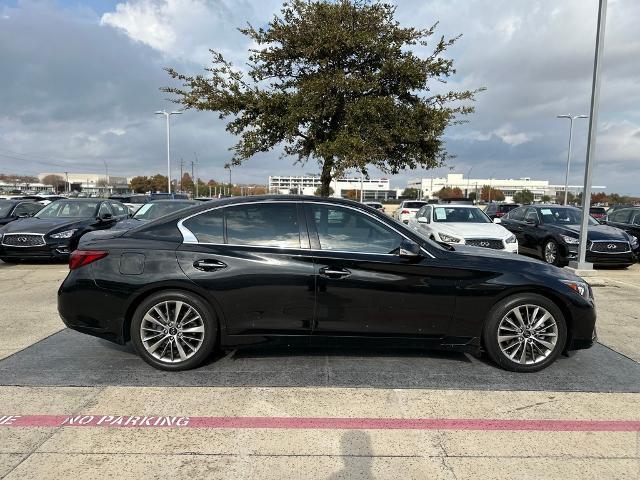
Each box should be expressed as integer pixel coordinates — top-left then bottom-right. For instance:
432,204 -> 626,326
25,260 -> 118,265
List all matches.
225,165 -> 232,195
557,114 -> 588,205
155,110 -> 183,193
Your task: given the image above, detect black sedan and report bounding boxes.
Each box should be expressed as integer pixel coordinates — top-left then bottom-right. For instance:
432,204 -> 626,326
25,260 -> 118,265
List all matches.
603,207 -> 640,257
499,205 -> 637,267
0,198 -> 129,261
0,199 -> 43,226
113,200 -> 199,231
58,196 -> 596,373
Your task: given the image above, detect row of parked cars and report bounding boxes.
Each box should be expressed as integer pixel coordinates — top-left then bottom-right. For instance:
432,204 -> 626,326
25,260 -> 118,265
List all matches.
388,200 -> 639,268
0,196 -> 199,262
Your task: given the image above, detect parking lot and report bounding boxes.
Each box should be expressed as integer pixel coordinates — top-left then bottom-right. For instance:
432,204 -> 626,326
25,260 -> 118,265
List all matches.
0,260 -> 638,479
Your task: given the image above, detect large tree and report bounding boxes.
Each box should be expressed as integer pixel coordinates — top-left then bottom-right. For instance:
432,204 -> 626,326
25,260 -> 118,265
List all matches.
164,0 -> 481,196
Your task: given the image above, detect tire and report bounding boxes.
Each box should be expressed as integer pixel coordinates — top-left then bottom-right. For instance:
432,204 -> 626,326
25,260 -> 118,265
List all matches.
542,239 -> 563,266
0,257 -> 18,264
130,290 -> 217,371
482,293 -> 567,373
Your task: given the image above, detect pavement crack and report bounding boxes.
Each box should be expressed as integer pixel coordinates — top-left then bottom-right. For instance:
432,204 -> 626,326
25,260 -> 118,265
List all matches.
508,396 -> 559,412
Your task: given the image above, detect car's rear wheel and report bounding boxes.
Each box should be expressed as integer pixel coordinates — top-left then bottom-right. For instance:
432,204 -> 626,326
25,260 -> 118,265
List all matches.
543,239 -> 562,266
483,294 -> 567,372
130,290 -> 217,371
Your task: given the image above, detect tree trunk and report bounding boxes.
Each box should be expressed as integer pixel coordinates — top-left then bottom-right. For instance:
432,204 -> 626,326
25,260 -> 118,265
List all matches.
319,158 -> 334,197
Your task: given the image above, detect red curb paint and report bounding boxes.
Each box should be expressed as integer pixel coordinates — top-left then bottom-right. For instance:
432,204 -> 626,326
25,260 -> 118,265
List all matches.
1,415 -> 639,431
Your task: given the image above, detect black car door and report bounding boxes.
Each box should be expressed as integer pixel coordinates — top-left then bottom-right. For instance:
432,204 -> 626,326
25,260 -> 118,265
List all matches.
606,210 -> 639,237
176,201 -> 315,336
521,208 -> 543,253
304,203 -> 456,339
500,207 -> 528,251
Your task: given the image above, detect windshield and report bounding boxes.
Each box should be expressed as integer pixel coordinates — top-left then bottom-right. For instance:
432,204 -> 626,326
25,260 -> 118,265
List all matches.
0,201 -> 14,217
403,201 -> 426,209
35,201 -> 98,218
539,207 -> 599,226
133,202 -> 194,221
433,206 -> 491,223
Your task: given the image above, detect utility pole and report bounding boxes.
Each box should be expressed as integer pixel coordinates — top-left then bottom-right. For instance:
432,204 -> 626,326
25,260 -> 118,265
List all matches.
557,114 -> 588,204
194,153 -> 199,198
64,171 -> 69,193
190,160 -> 195,198
572,0 -> 608,270
155,109 -> 183,193
179,158 -> 184,193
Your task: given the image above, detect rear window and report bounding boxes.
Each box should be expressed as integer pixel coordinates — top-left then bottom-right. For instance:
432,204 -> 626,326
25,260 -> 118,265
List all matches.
403,202 -> 427,209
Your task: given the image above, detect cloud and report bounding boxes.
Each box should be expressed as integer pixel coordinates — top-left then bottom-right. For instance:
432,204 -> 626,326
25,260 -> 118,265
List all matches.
1,0 -> 640,195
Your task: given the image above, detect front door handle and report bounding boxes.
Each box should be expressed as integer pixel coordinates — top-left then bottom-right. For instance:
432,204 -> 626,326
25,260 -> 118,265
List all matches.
319,267 -> 351,279
193,259 -> 227,272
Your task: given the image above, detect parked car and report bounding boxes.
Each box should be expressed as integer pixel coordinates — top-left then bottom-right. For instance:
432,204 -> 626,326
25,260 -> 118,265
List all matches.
113,200 -> 199,231
149,193 -> 189,201
363,201 -> 384,213
0,198 -> 129,261
109,195 -> 150,214
602,207 -> 640,257
589,206 -> 607,221
499,205 -> 637,267
484,203 -> 520,221
0,200 -> 44,226
59,196 -> 596,373
408,204 -> 518,253
392,200 -> 427,224
607,204 -> 637,214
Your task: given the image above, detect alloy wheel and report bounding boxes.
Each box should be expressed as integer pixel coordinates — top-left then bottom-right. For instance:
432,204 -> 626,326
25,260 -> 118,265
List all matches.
544,241 -> 557,264
140,300 -> 205,363
497,304 -> 558,365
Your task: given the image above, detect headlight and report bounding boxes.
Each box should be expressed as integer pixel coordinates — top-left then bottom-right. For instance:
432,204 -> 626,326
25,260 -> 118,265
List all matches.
50,229 -> 77,239
505,234 -> 517,244
438,233 -> 461,243
560,235 -> 579,245
630,235 -> 639,249
561,279 -> 591,300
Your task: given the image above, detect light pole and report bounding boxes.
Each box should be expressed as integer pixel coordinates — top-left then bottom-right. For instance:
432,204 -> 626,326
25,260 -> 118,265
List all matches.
226,165 -> 232,195
155,110 -> 183,193
572,0 -> 608,270
557,114 -> 588,205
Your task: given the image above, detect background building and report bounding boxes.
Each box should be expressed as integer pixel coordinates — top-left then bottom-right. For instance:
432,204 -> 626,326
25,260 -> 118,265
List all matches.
269,174 -> 397,200
408,173 -> 605,202
38,173 -> 130,195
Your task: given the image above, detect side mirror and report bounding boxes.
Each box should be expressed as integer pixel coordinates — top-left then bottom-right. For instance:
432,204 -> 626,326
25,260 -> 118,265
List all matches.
99,213 -> 113,221
417,216 -> 429,224
399,238 -> 421,258
493,217 -> 502,224
525,218 -> 538,225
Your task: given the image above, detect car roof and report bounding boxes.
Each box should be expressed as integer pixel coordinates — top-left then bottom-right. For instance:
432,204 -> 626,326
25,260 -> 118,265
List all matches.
147,199 -> 199,204
49,198 -> 103,203
433,204 -> 479,208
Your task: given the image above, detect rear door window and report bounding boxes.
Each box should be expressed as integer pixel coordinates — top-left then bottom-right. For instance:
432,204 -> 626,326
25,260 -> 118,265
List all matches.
507,207 -> 525,221
183,210 -> 224,244
226,203 -> 300,248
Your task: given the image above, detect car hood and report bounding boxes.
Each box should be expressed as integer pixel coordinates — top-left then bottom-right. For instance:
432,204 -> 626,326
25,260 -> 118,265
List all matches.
433,222 -> 511,239
550,223 -> 630,241
450,245 -> 580,281
0,217 -> 86,234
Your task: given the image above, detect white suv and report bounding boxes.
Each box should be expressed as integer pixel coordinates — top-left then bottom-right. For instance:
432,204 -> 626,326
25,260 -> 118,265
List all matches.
393,200 -> 427,224
408,204 -> 518,253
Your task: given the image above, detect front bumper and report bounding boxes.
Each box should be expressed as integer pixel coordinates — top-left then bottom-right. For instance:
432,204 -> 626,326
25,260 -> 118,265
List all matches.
0,240 -> 71,259
565,247 -> 635,266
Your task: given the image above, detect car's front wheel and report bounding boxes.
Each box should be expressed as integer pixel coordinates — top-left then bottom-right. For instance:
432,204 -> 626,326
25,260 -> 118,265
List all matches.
130,290 -> 217,371
543,239 -> 563,266
482,294 -> 567,372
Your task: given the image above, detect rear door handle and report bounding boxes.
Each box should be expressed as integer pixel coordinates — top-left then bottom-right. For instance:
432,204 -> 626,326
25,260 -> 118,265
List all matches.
319,267 -> 351,279
193,259 -> 227,272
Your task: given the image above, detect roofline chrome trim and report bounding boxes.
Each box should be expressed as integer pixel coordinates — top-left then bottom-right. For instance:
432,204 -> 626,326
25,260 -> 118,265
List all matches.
176,199 -> 435,259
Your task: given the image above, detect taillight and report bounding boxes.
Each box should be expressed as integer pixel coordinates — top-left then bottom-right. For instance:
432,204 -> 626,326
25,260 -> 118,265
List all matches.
401,210 -> 410,214
69,250 -> 108,270
496,212 -> 505,217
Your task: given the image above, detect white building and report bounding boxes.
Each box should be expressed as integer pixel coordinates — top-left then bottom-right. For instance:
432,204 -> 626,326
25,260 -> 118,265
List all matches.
38,173 -> 130,194
408,173 -> 605,203
269,174 -> 397,200
0,181 -> 54,193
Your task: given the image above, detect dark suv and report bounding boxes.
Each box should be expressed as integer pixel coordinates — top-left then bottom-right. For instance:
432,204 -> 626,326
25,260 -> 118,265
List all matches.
485,203 -> 520,221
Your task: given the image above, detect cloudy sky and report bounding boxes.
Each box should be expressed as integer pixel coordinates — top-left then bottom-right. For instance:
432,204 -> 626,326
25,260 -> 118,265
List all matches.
1,0 -> 639,194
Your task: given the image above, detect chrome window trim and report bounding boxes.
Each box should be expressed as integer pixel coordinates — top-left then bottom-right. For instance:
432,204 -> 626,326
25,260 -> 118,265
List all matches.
177,200 -> 435,259
1,232 -> 46,247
